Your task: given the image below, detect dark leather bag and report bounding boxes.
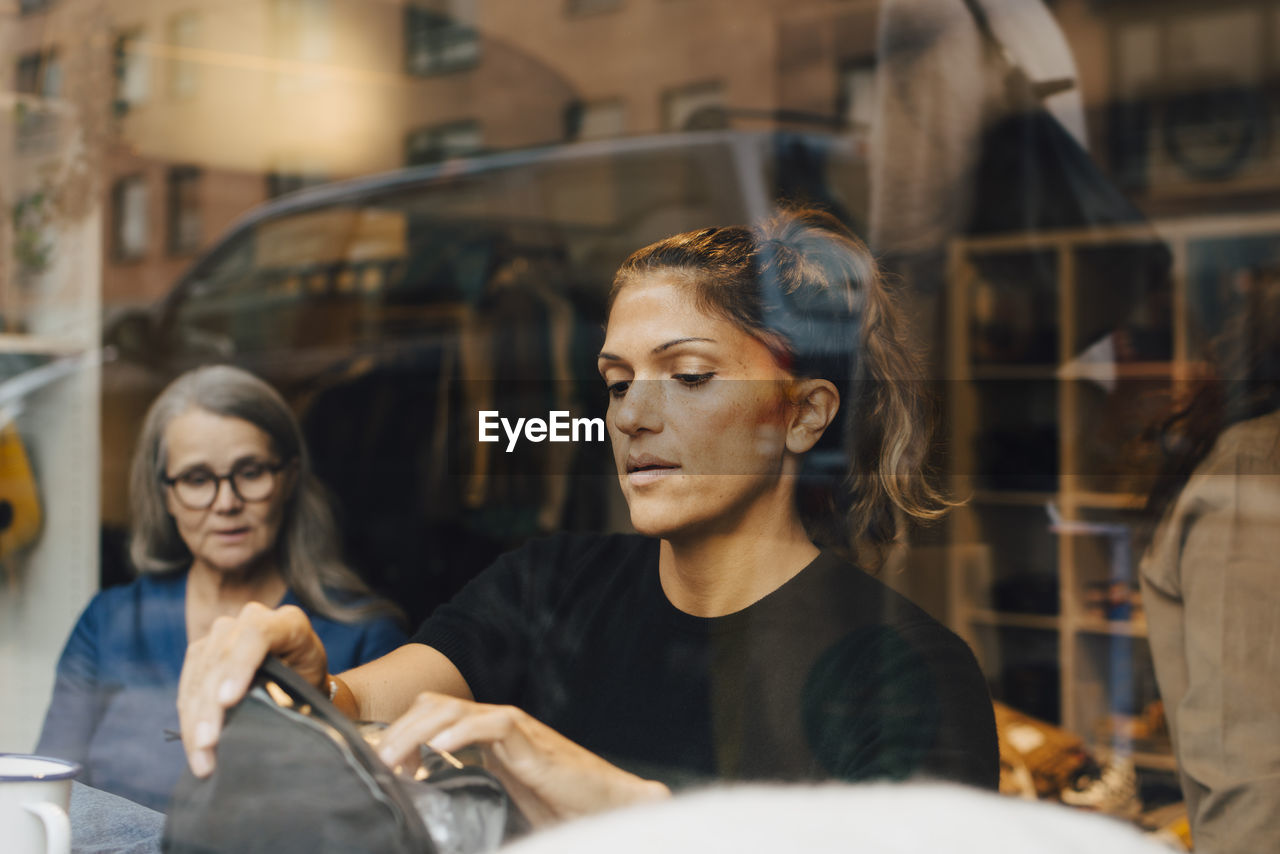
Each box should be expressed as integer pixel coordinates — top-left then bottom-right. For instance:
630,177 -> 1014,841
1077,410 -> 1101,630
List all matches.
163,657 -> 518,854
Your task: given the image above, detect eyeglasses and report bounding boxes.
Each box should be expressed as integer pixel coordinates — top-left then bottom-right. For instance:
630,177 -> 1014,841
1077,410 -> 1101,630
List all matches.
161,459 -> 290,510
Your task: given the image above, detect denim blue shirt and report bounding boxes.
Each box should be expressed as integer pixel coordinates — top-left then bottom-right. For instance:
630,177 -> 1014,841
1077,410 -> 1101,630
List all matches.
36,571 -> 405,811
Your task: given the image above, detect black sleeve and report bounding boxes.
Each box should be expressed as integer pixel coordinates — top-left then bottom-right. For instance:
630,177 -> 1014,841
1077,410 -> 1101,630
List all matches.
800,620 -> 999,790
410,533 -> 583,704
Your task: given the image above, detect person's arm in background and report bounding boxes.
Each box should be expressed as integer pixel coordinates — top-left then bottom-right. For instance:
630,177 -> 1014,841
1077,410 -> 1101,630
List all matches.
1145,445 -> 1280,853
36,596 -> 107,773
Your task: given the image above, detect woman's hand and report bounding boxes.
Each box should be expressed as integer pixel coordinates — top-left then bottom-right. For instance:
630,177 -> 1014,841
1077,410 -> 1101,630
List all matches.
177,602 -> 328,777
375,693 -> 669,827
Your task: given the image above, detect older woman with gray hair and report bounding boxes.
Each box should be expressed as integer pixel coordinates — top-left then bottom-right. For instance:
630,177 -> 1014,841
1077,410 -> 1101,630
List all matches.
36,365 -> 405,812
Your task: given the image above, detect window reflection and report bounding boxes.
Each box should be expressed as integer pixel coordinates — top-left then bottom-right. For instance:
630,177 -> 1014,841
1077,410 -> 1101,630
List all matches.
4,1 -> 1278,846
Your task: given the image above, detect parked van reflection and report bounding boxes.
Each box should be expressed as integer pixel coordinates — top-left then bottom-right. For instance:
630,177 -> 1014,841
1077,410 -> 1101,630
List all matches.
102,130 -> 868,624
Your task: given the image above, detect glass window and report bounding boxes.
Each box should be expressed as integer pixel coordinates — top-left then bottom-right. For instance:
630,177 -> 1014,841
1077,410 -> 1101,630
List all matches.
405,120 -> 483,165
15,50 -> 60,98
565,99 -> 626,141
1169,8 -> 1260,81
19,0 -> 1280,835
271,0 -> 332,91
167,167 -> 202,255
174,138 -> 746,359
112,175 -> 149,260
1115,21 -> 1159,100
167,11 -> 200,98
114,31 -> 150,112
266,169 -> 329,199
404,1 -> 480,76
838,61 -> 876,150
14,53 -> 44,96
661,81 -> 725,131
566,0 -> 623,15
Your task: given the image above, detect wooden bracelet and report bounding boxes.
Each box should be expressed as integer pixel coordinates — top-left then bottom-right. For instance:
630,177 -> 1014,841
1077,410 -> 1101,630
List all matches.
325,674 -> 358,719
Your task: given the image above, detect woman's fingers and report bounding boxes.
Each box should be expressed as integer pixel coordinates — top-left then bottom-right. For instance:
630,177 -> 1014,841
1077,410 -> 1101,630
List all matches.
375,692 -> 478,767
176,603 -> 326,777
374,694 -> 668,826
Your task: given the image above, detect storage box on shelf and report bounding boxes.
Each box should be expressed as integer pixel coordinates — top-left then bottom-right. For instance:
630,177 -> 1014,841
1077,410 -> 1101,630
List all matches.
945,211 -> 1280,777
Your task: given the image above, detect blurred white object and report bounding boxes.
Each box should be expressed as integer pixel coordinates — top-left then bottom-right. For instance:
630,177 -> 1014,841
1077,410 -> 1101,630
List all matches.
504,782 -> 1169,854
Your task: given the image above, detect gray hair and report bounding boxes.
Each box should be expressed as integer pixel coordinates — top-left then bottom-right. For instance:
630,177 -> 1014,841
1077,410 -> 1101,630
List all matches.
129,365 -> 402,626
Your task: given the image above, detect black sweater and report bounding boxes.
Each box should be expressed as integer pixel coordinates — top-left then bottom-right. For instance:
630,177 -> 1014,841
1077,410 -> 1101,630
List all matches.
413,533 -> 998,790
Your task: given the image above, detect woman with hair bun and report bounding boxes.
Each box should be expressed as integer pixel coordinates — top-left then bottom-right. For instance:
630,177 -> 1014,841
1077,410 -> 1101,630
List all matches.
37,365 -> 406,811
175,208 -> 997,827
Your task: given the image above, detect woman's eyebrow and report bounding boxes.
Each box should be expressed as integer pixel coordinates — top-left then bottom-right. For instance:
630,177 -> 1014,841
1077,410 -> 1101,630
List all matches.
597,337 -> 716,362
653,337 -> 715,354
231,453 -> 271,467
170,453 -> 269,475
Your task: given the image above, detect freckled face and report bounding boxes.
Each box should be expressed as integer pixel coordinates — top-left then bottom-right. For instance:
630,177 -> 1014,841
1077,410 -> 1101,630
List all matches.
162,409 -> 291,577
598,274 -> 796,540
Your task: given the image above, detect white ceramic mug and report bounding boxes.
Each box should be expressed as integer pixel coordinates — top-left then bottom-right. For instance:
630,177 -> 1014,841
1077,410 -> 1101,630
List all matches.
0,754 -> 78,854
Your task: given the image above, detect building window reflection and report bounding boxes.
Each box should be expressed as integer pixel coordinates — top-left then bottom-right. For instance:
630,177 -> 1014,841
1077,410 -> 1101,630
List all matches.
14,50 -> 62,154
167,11 -> 201,99
15,49 -> 61,98
114,31 -> 150,115
271,0 -> 332,91
838,61 -> 876,142
566,0 -> 623,15
1106,3 -> 1277,190
662,81 -> 725,131
405,119 -> 482,165
405,1 -> 480,77
167,167 -> 202,256
564,98 -> 626,141
265,164 -> 329,199
112,175 -> 149,261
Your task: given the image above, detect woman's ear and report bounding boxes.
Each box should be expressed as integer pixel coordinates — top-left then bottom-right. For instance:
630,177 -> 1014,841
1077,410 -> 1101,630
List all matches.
785,379 -> 840,454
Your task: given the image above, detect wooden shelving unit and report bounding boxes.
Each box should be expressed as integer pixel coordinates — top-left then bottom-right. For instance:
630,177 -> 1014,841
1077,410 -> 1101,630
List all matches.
944,211 -> 1280,768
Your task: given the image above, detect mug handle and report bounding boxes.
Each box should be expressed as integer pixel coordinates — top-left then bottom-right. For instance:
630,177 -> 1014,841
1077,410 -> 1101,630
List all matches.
25,801 -> 71,854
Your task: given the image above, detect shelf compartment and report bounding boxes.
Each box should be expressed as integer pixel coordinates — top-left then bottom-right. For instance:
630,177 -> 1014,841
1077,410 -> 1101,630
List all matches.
971,609 -> 1060,631
973,624 -> 1061,726
971,379 -> 1059,492
1071,243 -> 1173,360
1067,377 -> 1172,496
967,249 -> 1060,366
1073,634 -> 1163,758
1076,616 -> 1149,638
969,365 -> 1059,381
1070,491 -> 1148,510
970,489 -> 1056,507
